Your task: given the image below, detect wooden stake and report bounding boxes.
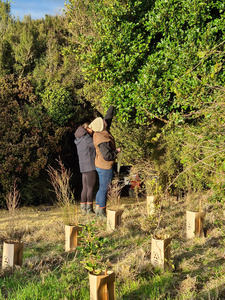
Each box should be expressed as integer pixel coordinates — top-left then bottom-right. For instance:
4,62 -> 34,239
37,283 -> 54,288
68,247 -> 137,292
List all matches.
104,269 -> 108,300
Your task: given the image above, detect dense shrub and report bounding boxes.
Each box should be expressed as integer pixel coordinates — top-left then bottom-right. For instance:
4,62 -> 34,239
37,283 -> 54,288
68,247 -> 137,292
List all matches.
0,75 -> 66,206
65,0 -> 225,200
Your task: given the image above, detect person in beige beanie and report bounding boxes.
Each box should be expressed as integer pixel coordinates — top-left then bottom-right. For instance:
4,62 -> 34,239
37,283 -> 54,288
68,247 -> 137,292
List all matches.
89,106 -> 121,217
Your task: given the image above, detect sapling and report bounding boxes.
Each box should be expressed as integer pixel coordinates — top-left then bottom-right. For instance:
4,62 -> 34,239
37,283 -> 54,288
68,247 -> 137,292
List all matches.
77,222 -> 108,274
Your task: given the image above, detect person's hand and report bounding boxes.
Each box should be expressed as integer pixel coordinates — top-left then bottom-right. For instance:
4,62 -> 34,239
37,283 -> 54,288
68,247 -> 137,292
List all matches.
116,148 -> 121,153
86,127 -> 93,135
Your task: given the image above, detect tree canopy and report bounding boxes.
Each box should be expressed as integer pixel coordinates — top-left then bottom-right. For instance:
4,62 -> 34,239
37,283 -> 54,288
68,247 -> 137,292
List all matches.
0,0 -> 224,205
66,0 -> 225,123
65,0 -> 225,200
0,3 -> 96,205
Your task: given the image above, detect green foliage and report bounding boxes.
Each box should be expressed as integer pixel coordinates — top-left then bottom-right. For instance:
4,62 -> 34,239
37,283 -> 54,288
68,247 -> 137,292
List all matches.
0,0 -> 223,208
0,10 -> 97,205
136,161 -> 160,196
157,84 -> 225,199
0,259 -> 89,299
110,119 -> 161,165
67,0 -> 225,123
0,39 -> 14,75
77,222 -> 109,274
0,75 -> 66,205
64,0 -> 225,199
0,1 -> 14,75
11,19 -> 37,76
0,6 -> 86,110
117,273 -> 173,299
0,0 -> 12,37
41,86 -> 74,126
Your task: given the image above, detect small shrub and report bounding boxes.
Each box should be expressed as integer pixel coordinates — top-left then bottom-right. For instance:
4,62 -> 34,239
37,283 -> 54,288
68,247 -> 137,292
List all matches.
77,222 -> 109,274
47,159 -> 78,226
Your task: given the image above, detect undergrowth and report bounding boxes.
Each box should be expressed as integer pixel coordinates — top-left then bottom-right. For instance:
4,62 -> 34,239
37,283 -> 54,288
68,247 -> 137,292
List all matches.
0,196 -> 224,299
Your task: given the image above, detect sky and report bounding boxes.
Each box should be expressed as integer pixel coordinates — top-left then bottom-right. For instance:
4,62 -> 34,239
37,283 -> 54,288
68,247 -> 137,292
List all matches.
10,0 -> 67,20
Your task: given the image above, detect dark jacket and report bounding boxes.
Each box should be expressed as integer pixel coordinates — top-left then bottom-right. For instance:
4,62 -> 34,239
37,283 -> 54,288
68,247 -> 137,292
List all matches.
74,127 -> 96,173
94,105 -> 118,168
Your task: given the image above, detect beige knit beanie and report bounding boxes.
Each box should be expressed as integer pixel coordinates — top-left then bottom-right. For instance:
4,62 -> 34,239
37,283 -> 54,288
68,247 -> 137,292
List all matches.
88,117 -> 104,132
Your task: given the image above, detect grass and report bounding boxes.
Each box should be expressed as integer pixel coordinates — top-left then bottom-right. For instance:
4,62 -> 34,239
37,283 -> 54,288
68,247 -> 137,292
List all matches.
0,196 -> 224,299
0,260 -> 89,299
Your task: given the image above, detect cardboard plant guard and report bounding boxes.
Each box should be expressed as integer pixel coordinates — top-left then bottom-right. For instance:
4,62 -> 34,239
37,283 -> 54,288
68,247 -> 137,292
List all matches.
107,209 -> 124,230
186,210 -> 206,238
2,241 -> 23,269
89,270 -> 115,300
65,225 -> 82,252
107,176 -> 124,230
65,205 -> 83,252
151,235 -> 172,270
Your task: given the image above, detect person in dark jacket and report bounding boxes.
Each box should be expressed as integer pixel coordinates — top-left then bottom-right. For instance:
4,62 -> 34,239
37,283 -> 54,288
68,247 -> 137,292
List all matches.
88,106 -> 121,217
74,123 -> 96,214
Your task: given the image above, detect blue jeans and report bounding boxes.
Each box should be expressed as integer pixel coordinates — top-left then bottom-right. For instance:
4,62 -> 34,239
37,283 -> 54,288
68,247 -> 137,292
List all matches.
95,167 -> 113,208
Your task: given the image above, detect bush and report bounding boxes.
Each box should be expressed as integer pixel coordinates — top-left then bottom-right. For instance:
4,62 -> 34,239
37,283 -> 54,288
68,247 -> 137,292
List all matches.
0,75 -> 66,206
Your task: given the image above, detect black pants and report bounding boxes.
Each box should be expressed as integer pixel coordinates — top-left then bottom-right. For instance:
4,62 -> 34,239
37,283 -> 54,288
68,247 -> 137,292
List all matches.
81,170 -> 97,204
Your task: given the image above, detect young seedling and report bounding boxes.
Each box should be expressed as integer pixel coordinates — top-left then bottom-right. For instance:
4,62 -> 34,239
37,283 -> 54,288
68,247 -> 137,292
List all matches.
77,222 -> 109,275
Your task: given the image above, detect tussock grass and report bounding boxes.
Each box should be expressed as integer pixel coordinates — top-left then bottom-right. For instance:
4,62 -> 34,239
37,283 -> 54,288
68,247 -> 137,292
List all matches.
0,196 -> 224,299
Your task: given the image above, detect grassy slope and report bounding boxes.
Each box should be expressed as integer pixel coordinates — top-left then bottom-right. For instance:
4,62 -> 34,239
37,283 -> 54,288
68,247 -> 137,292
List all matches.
0,196 -> 224,299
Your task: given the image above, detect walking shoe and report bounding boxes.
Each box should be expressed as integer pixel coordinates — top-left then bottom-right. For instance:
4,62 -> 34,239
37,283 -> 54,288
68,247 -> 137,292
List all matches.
80,203 -> 86,214
87,203 -> 95,215
97,207 -> 107,218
